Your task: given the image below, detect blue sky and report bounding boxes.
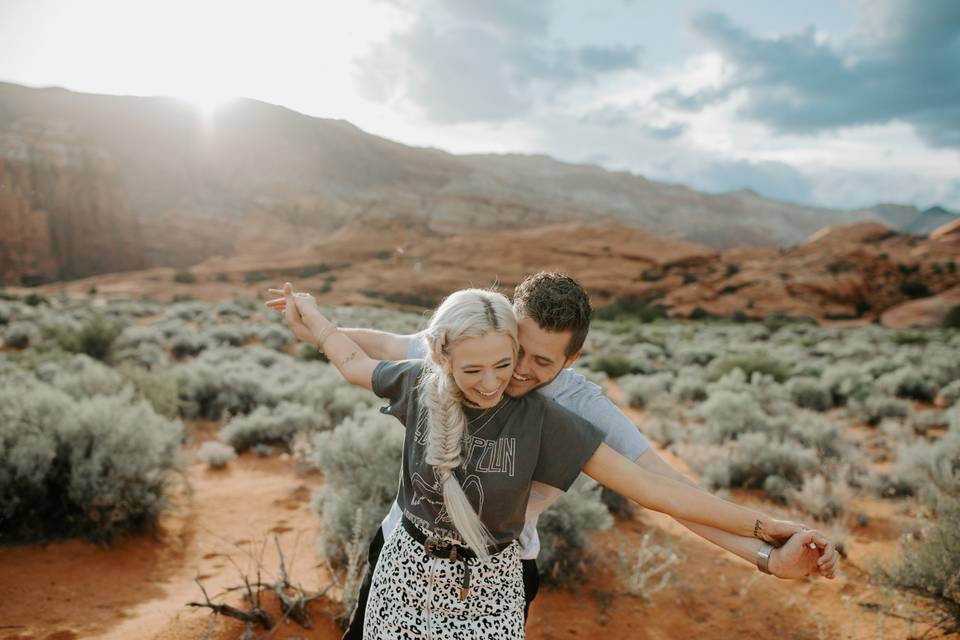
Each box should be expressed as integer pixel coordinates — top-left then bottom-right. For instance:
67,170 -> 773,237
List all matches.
1,0 -> 958,211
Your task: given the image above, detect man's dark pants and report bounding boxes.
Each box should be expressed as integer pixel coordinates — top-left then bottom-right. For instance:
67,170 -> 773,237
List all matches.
342,526 -> 540,639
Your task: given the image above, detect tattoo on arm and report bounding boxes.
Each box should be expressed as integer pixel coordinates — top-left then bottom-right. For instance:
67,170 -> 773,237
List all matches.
753,518 -> 775,544
340,350 -> 359,366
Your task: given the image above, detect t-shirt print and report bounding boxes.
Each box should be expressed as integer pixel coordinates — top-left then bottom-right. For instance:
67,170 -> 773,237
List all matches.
372,359 -> 605,545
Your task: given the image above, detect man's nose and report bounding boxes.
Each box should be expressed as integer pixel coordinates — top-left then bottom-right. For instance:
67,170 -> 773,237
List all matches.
514,356 -> 531,375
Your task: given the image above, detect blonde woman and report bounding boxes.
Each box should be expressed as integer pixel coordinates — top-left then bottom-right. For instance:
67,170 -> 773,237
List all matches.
278,283 -> 829,639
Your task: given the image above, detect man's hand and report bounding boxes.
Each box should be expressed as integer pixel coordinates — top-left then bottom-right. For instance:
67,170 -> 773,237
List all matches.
769,529 -> 838,580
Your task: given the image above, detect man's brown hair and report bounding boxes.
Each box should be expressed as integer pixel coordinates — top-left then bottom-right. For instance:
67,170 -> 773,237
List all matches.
512,272 -> 592,357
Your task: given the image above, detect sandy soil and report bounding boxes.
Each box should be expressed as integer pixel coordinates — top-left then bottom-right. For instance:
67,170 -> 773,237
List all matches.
0,408 -> 953,640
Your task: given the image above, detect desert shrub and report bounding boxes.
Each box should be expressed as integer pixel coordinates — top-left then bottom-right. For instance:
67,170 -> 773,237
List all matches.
244,271 -> 269,284
896,424 -> 960,509
881,505 -> 960,633
698,432 -> 817,494
674,346 -> 717,366
202,325 -> 246,347
821,363 -> 874,405
114,325 -> 165,350
694,390 -> 773,444
299,263 -> 331,278
673,373 -> 708,403
258,324 -> 291,351
0,380 -> 182,543
311,408 -> 404,567
296,342 -> 328,362
911,410 -> 950,435
219,401 -> 320,452
3,321 -> 36,349
62,314 -> 124,361
537,476 -> 614,585
588,352 -> 642,378
196,441 -> 237,469
166,300 -> 207,321
113,341 -> 170,369
170,330 -> 208,358
937,380 -> 960,408
786,377 -> 833,411
944,305 -> 960,329
594,297 -> 668,323
620,372 -> 673,409
706,351 -> 790,383
119,364 -> 180,419
852,395 -> 910,426
786,414 -> 849,460
877,367 -> 937,402
788,474 -> 850,522
173,270 -> 196,284
899,281 -> 932,299
893,330 -> 929,346
34,354 -> 127,400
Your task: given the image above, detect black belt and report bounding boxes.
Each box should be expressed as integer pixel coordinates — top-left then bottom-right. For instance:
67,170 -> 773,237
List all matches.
401,516 -> 511,601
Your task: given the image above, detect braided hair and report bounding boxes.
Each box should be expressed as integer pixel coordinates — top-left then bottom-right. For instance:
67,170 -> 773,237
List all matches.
418,289 -> 518,560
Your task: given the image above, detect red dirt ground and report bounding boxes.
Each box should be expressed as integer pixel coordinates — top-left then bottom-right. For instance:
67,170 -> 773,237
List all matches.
0,407 -> 953,640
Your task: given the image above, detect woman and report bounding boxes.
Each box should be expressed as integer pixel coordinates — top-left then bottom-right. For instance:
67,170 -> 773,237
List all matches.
278,284 -> 828,639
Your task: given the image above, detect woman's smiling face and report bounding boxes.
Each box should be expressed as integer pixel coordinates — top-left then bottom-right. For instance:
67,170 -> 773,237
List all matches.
446,332 -> 516,409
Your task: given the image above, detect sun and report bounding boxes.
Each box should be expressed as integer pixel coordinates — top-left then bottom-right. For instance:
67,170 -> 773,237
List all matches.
174,89 -> 237,117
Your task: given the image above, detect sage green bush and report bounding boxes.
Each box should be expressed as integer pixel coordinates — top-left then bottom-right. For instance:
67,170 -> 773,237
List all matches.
311,408 -> 404,567
537,477 -> 613,584
0,373 -> 182,543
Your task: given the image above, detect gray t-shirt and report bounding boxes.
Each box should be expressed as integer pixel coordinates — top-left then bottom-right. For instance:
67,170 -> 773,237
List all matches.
373,359 -> 605,546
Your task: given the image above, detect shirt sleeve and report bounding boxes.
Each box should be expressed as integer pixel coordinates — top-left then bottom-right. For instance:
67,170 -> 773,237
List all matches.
371,359 -> 422,422
532,402 -> 605,492
539,368 -> 650,460
405,332 -> 427,359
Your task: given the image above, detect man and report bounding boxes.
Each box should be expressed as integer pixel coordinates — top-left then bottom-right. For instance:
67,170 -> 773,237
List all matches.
268,272 -> 837,639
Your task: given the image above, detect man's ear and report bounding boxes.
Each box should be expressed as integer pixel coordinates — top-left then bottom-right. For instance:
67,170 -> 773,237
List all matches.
562,350 -> 581,369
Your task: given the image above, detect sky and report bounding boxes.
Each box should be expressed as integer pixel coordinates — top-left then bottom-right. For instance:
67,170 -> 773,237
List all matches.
1,0 -> 958,211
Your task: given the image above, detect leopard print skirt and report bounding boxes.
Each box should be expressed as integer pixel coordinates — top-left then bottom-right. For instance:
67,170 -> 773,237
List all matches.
363,524 -> 525,639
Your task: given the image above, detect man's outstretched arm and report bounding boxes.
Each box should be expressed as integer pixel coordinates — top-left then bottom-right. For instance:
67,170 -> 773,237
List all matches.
339,329 -> 415,361
549,370 -> 837,579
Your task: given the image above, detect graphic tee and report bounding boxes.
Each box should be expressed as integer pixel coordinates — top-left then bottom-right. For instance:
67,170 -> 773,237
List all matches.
373,359 -> 605,546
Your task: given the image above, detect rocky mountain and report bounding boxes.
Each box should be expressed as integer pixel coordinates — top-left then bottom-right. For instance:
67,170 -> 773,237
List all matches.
1,82 -> 956,287
0,120 -> 147,285
858,203 -> 959,236
0,82 -> 869,285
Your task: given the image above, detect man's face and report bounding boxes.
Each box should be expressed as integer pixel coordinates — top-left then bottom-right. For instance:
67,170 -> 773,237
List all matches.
506,316 -> 579,397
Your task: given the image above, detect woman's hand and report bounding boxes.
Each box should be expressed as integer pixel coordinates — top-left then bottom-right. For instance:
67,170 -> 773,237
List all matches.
265,285 -> 317,344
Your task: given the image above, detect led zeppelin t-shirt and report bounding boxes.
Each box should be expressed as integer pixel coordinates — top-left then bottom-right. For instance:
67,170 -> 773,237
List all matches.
372,359 -> 605,546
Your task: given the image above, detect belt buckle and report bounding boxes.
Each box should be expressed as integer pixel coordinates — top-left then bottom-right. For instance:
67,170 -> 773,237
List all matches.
424,536 -> 457,561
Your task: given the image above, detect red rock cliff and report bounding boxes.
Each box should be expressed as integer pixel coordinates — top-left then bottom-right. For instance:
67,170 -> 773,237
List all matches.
0,122 -> 148,285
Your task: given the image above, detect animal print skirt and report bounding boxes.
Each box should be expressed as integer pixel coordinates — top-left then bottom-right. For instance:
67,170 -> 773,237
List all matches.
363,524 -> 525,639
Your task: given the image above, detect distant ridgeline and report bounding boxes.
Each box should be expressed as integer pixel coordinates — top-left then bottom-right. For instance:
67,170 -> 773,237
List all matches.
2,81 -> 958,288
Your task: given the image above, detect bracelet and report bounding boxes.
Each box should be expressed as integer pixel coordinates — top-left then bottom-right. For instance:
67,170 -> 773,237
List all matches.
756,542 -> 774,574
315,323 -> 338,350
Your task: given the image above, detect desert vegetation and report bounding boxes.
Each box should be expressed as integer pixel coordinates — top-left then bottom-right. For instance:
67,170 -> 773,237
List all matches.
1,293 -> 958,636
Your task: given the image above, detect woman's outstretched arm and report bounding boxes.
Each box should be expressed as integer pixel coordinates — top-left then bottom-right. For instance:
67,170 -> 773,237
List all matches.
583,443 -> 817,545
279,282 -> 379,390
